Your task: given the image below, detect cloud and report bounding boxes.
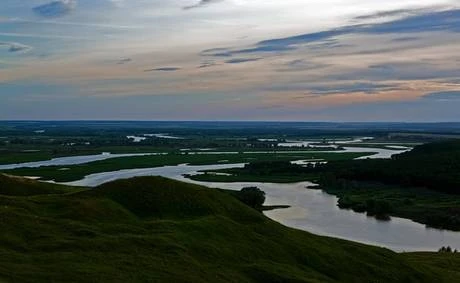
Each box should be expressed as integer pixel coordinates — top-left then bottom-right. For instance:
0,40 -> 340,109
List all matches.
109,0 -> 124,8
325,62 -> 460,82
183,0 -> 223,10
200,48 -> 233,57
277,59 -> 331,72
363,9 -> 460,34
309,83 -> 398,95
422,91 -> 460,101
198,61 -> 217,68
391,36 -> 420,42
208,8 -> 460,57
0,42 -> 33,53
144,67 -> 181,72
353,8 -> 418,21
33,0 -> 77,18
225,58 -> 261,64
265,82 -> 397,94
117,58 -> 132,65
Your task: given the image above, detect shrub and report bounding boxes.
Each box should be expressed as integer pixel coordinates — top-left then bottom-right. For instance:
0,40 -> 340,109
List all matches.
237,187 -> 266,209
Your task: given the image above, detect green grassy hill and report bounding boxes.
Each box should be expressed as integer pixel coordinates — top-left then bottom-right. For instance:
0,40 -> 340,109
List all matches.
0,174 -> 459,282
0,174 -> 83,196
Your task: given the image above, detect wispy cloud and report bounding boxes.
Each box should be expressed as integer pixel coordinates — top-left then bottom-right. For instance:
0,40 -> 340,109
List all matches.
8,18 -> 143,30
277,59 -> 331,72
225,58 -> 261,64
117,58 -> 132,65
144,67 -> 181,72
264,82 -> 398,95
183,0 -> 223,10
33,0 -> 77,18
422,91 -> 460,101
0,32 -> 87,40
0,42 -> 33,53
205,9 -> 460,57
198,61 -> 217,68
353,8 -> 419,21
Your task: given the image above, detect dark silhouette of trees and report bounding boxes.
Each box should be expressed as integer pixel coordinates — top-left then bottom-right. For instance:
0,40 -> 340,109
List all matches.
236,187 -> 266,209
438,246 -> 457,253
320,140 -> 460,195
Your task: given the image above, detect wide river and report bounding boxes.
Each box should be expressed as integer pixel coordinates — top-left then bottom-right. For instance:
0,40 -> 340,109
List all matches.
5,146 -> 460,251
0,145 -> 408,170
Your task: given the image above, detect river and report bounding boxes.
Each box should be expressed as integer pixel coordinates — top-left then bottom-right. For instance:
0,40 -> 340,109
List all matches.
4,146 -> 459,252
62,162 -> 460,252
0,145 -> 410,170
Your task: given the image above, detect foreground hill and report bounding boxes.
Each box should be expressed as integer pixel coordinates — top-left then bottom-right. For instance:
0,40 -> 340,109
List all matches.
0,174 -> 459,282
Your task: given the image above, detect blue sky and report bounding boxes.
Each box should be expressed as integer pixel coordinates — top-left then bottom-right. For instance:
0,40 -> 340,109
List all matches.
1,0 -> 460,121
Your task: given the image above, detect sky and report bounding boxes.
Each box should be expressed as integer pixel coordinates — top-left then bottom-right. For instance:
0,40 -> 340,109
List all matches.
0,0 -> 460,121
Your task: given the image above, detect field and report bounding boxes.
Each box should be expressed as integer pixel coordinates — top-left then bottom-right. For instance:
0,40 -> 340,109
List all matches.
0,120 -> 445,166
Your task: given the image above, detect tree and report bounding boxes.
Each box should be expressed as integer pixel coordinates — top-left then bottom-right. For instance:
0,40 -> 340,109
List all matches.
238,187 -> 266,209
438,246 -> 453,253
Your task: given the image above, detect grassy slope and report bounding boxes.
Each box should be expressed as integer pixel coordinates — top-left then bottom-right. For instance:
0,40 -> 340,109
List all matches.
1,152 -> 369,182
0,174 -> 84,196
0,174 -> 459,282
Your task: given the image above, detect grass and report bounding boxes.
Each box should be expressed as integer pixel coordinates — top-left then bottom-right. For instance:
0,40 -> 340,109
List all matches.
0,174 -> 458,282
0,151 -> 56,165
0,174 -> 84,196
188,168 -> 319,183
2,152 -> 370,182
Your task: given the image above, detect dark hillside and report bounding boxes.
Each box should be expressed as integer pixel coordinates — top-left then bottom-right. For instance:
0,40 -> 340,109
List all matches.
0,175 -> 458,282
0,173 -> 82,196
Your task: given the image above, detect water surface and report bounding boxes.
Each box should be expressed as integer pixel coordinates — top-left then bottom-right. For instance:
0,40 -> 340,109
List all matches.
63,162 -> 460,252
0,152 -> 165,170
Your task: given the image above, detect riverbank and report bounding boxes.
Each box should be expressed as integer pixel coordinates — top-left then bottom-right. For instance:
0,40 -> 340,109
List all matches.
189,158 -> 460,231
1,151 -> 370,182
315,177 -> 460,231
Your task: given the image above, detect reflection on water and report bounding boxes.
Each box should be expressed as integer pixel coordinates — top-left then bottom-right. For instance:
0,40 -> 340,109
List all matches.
64,163 -> 460,252
7,145 -> 458,252
0,152 -> 166,170
0,145 -> 410,170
